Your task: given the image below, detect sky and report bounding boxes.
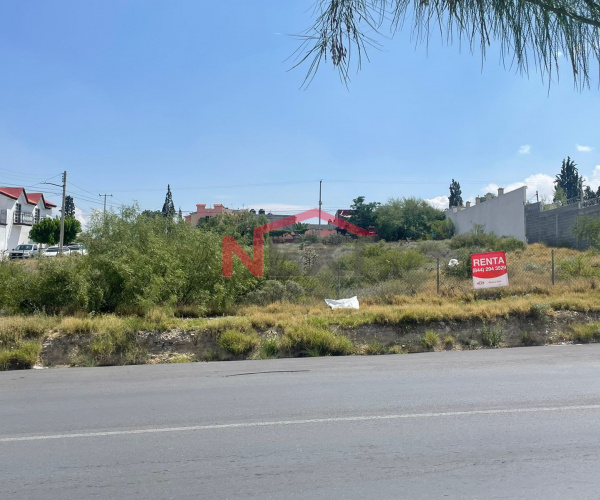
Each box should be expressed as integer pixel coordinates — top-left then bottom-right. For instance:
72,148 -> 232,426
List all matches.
1,1 -> 599,227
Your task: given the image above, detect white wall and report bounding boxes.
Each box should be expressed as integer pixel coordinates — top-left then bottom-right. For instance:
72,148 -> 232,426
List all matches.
445,186 -> 527,241
0,192 -> 54,253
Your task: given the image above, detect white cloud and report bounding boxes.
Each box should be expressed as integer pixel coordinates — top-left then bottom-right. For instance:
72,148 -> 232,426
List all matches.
74,207 -> 89,230
584,165 -> 600,190
576,144 -> 594,152
518,145 -> 531,155
557,51 -> 564,57
426,196 -> 449,210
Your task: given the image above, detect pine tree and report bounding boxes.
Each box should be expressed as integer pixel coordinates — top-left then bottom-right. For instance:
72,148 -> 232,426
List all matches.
64,196 -> 76,217
554,157 -> 582,202
449,179 -> 463,208
162,185 -> 175,218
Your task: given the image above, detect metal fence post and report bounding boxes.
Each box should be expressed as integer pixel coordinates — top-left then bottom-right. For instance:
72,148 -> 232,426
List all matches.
551,249 -> 555,286
437,258 -> 440,294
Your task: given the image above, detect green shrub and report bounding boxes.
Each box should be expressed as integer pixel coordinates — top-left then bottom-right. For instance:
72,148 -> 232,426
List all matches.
259,338 -> 280,359
571,323 -> 600,343
421,330 -> 440,349
481,325 -> 504,347
0,341 -> 41,370
218,329 -> 259,356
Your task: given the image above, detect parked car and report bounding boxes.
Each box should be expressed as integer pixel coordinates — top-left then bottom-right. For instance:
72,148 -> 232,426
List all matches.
43,246 -> 71,257
67,243 -> 87,255
9,244 -> 40,259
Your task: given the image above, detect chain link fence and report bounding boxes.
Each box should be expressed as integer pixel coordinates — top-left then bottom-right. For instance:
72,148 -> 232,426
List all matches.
260,243 -> 600,303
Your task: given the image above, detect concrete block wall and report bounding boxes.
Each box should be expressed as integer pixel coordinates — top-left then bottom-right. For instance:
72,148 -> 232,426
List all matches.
525,201 -> 600,249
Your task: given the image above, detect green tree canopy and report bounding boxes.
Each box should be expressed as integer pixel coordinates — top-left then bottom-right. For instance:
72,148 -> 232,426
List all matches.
29,218 -> 58,245
348,196 -> 379,230
64,196 -> 76,218
298,0 -> 600,88
197,212 -> 269,246
375,197 -> 445,241
162,185 -> 175,218
29,217 -> 81,245
554,157 -> 582,202
449,179 -> 463,208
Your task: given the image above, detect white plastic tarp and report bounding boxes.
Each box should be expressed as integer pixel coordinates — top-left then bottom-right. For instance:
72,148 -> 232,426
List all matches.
324,296 -> 360,310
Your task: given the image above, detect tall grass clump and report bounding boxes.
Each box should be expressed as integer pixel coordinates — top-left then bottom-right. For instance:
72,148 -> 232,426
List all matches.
421,331 -> 440,350
218,329 -> 259,356
88,330 -> 146,366
0,341 -> 41,370
281,323 -> 354,356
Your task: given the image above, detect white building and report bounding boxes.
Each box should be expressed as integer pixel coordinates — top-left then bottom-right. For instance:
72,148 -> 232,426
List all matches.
0,187 -> 57,254
444,186 -> 527,242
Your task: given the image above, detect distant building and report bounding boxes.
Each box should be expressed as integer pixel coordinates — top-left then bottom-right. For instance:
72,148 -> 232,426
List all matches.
444,187 -> 527,241
0,187 -> 56,254
185,203 -> 234,226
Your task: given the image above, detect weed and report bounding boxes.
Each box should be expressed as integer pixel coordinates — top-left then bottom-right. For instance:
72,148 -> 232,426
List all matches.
481,324 -> 504,347
421,331 -> 440,350
570,323 -> 600,343
0,341 -> 41,370
167,354 -> 198,363
442,335 -> 455,349
218,329 -> 259,356
259,338 -> 279,359
364,339 -> 387,355
281,323 -> 354,356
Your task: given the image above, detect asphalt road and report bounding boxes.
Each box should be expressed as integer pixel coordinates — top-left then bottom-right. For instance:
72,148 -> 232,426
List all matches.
2,345 -> 600,499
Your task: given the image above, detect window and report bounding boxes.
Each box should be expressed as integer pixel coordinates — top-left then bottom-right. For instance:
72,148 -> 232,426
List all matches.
13,203 -> 21,224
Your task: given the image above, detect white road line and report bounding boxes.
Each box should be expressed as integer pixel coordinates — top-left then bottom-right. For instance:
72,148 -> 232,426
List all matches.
2,404 -> 600,443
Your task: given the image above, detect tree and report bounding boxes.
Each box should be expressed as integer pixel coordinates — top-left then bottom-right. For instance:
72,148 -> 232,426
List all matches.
162,185 -> 175,218
584,186 -> 597,201
298,1 -> 600,88
375,197 -> 445,241
348,196 -> 379,230
449,179 -> 463,208
141,210 -> 162,218
29,218 -> 58,245
554,157 -> 582,202
64,196 -> 75,217
63,216 -> 82,243
29,216 -> 81,245
573,216 -> 600,248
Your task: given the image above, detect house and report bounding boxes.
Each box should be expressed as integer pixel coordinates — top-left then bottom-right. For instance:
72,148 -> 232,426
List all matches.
184,203 -> 234,226
0,187 -> 56,254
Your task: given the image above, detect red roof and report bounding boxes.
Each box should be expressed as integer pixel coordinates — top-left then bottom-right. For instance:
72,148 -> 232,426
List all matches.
0,187 -> 24,200
27,193 -> 57,208
0,187 -> 57,208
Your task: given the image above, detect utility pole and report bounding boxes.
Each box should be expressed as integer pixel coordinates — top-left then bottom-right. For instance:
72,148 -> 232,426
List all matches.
59,171 -> 67,252
536,191 -> 539,203
43,172 -> 67,251
99,193 -> 113,216
318,180 -> 322,238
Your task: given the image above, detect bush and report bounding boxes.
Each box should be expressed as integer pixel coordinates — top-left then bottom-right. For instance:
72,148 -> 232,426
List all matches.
570,323 -> 600,343
0,341 -> 41,370
218,330 -> 259,356
421,331 -> 440,349
259,338 -> 279,358
481,325 -> 503,347
245,280 -> 305,305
